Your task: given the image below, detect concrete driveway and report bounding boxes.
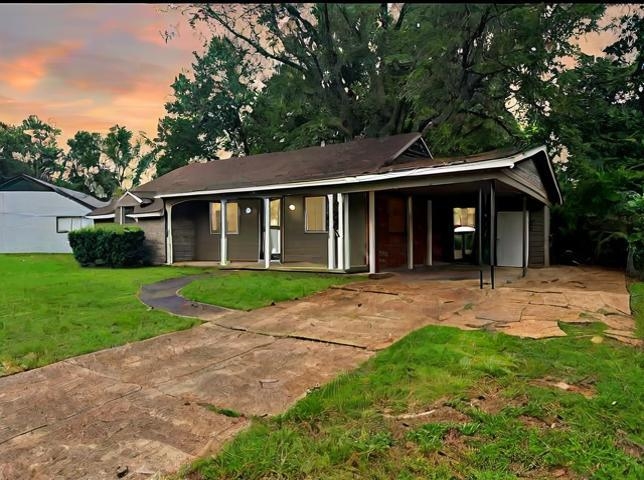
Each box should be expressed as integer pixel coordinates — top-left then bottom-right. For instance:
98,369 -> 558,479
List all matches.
0,266 -> 636,479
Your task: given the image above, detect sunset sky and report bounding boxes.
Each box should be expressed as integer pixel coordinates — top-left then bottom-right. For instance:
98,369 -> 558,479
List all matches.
0,3 -> 206,144
0,4 -> 625,148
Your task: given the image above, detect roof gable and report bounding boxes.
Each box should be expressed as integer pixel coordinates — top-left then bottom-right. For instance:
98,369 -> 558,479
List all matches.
0,174 -> 108,209
0,176 -> 52,192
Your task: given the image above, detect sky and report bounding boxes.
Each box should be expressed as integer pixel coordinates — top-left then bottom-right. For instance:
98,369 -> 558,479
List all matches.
0,3 -> 206,145
0,4 -> 627,148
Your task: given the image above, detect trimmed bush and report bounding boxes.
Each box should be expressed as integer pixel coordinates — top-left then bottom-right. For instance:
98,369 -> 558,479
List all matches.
68,224 -> 149,267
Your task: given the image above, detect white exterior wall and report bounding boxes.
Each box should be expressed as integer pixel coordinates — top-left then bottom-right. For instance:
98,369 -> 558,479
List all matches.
0,191 -> 94,253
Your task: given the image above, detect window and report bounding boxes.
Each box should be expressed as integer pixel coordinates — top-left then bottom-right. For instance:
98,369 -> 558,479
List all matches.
57,217 -> 85,233
305,196 -> 326,232
210,201 -> 239,234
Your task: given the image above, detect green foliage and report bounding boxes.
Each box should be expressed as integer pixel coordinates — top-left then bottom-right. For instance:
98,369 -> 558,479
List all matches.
68,225 -> 149,268
0,121 -> 31,180
177,3 -> 604,157
155,36 -> 257,176
0,254 -> 204,375
181,271 -> 362,311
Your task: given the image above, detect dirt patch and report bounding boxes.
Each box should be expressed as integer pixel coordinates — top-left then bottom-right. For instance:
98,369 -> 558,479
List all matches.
514,465 -> 580,479
531,377 -> 596,398
616,429 -> 643,459
467,380 -> 528,414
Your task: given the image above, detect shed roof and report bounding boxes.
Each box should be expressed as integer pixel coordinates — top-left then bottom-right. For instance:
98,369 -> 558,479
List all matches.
0,174 -> 108,209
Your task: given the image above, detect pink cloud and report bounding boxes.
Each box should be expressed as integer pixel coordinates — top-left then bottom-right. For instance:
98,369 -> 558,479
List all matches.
0,41 -> 82,91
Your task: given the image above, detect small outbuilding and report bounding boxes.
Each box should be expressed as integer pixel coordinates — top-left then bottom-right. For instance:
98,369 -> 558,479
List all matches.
0,174 -> 107,253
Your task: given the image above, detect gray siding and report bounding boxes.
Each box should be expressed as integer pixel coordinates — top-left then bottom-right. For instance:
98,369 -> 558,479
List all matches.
510,159 -> 549,202
528,207 -> 545,266
349,192 -> 367,267
228,199 -> 260,261
172,211 -> 196,261
138,217 -> 165,265
283,195 -> 328,264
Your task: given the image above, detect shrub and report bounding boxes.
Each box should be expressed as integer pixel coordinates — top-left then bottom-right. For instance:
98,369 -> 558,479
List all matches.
68,224 -> 149,267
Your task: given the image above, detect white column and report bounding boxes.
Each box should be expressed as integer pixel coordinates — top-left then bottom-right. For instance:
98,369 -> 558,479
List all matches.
263,197 -> 271,269
336,194 -> 344,270
426,200 -> 433,266
327,193 -> 335,270
165,203 -> 173,265
407,195 -> 414,270
343,193 -> 351,269
368,191 -> 376,274
220,199 -> 228,266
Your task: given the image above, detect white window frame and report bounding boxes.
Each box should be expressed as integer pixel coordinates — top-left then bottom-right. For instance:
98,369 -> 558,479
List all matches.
210,201 -> 239,234
304,196 -> 327,233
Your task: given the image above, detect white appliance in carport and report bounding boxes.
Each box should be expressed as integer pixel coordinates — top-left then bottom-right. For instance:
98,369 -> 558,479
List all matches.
496,211 -> 528,267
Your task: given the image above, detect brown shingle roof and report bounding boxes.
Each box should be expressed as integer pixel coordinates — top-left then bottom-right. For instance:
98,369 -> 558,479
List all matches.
134,133 -> 423,196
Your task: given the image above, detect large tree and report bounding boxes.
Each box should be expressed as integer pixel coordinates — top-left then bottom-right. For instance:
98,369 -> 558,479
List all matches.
178,3 -> 604,155
12,115 -> 63,180
0,122 -> 30,180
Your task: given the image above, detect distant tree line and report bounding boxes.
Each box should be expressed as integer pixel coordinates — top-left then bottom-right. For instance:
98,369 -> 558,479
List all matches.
0,116 -> 155,199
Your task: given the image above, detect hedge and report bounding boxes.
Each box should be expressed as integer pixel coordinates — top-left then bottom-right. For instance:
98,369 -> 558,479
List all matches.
68,224 -> 149,267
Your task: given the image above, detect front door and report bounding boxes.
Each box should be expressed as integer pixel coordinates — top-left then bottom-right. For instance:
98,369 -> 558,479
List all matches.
496,211 -> 527,267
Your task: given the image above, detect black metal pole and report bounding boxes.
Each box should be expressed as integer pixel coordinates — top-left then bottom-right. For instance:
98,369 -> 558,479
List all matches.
478,186 -> 483,289
490,180 -> 496,289
522,196 -> 528,278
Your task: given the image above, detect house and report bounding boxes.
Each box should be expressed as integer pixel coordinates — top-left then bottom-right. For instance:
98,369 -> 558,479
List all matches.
87,133 -> 561,282
0,174 -> 107,253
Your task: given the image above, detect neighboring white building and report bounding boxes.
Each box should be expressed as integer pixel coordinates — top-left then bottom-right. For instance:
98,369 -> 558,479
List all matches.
0,174 -> 108,253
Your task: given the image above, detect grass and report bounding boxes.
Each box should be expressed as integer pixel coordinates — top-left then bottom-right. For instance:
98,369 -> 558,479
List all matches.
631,282 -> 644,338
181,270 -> 363,310
181,312 -> 643,478
0,254 -> 205,375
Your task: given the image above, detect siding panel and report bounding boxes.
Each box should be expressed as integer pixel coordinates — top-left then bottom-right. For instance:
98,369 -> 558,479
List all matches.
283,195 -> 328,264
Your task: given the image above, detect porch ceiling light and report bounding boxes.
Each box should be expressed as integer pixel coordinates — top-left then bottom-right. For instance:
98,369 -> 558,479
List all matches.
288,204 -> 296,211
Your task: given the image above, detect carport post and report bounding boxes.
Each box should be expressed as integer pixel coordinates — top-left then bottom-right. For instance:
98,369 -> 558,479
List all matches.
478,188 -> 483,289
522,196 -> 528,277
368,190 -> 376,274
327,193 -> 335,270
407,196 -> 414,270
336,194 -> 345,270
165,203 -> 173,265
343,193 -> 351,269
426,200 -> 433,266
263,197 -> 270,269
490,181 -> 496,289
220,199 -> 228,266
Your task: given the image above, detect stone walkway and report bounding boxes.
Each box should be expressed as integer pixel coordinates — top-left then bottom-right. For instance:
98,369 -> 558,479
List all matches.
0,266 -> 638,480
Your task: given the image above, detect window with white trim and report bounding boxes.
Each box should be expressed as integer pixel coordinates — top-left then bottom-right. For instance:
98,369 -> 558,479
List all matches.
210,201 -> 239,234
304,196 -> 326,232
57,217 -> 85,233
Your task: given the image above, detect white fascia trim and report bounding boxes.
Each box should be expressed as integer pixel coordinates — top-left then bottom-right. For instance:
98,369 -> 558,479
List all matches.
86,214 -> 115,219
156,146 -> 548,199
124,191 -> 143,203
127,212 -> 164,218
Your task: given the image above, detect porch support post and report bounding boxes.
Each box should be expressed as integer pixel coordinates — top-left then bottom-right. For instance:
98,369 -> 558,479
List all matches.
407,195 -> 414,270
478,188 -> 483,289
165,203 -> 173,265
544,205 -> 551,267
336,193 -> 345,270
426,200 -> 433,266
327,193 -> 335,270
368,190 -> 376,274
343,193 -> 351,269
220,199 -> 228,266
263,197 -> 270,269
522,196 -> 528,277
490,181 -> 496,289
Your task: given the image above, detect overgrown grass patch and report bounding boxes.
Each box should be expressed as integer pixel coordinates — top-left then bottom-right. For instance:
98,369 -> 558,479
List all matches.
181,270 -> 363,310
182,322 -> 643,479
0,254 -> 206,375
631,282 -> 644,338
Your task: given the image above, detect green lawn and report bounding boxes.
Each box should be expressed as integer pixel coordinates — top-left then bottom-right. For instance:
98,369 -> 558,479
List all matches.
0,254 -> 205,375
181,270 -> 362,310
182,286 -> 644,480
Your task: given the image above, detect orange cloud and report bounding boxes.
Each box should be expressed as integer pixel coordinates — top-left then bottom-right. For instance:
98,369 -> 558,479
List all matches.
0,42 -> 81,91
